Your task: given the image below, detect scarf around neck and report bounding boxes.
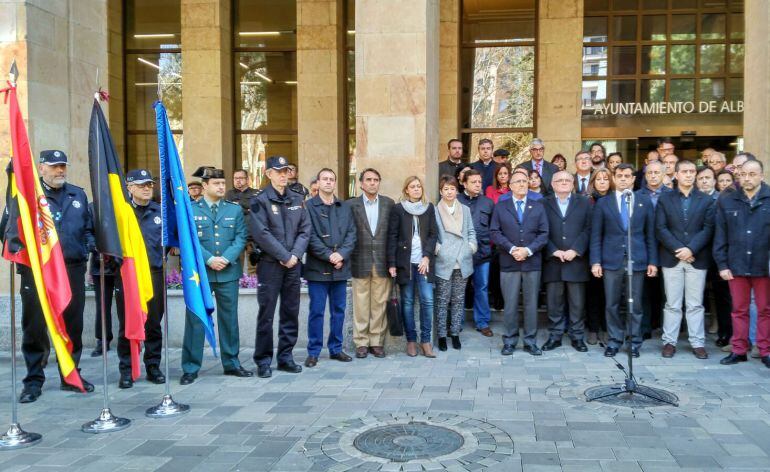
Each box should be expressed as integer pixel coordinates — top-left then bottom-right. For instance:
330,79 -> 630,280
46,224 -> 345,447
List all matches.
438,199 -> 463,237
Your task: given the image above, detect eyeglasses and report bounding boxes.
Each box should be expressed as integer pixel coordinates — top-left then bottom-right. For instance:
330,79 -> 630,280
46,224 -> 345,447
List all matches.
553,178 -> 572,183
530,147 -> 544,152
510,179 -> 528,184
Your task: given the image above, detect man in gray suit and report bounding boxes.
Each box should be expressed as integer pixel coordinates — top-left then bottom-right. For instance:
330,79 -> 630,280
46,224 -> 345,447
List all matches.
516,138 -> 559,195
347,168 -> 395,358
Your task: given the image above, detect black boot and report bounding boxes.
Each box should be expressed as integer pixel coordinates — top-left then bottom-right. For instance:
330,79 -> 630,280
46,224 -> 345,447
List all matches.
438,337 -> 448,351
90,340 -> 104,357
451,336 -> 461,350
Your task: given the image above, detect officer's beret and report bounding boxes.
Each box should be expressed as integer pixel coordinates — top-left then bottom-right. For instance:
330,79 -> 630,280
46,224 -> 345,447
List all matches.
126,169 -> 154,184
39,150 -> 68,165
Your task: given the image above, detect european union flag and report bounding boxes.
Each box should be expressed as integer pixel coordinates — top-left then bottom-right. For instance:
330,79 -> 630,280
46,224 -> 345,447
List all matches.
154,101 -> 217,354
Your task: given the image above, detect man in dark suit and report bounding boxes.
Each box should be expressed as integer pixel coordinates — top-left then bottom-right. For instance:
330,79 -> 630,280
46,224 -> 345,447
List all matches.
516,138 -> 559,195
346,168 -> 395,358
470,138 -> 496,191
573,150 -> 593,196
438,139 -> 464,183
655,159 -> 715,360
542,171 -> 592,352
590,163 -> 658,358
490,170 -> 549,356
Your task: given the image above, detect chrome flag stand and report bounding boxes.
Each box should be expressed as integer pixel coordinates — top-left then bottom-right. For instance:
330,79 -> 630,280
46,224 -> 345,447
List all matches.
145,251 -> 189,418
82,83 -> 131,433
0,261 -> 42,449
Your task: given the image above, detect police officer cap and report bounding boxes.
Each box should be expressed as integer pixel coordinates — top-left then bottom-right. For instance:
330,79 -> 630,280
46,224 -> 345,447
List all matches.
493,149 -> 510,158
192,166 -> 215,178
126,169 -> 154,184
265,155 -> 289,171
201,168 -> 225,180
39,150 -> 68,165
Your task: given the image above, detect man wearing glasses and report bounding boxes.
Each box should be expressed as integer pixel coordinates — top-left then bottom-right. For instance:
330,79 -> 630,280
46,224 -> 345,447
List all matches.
657,137 -> 676,159
116,169 -> 166,388
517,138 -> 558,196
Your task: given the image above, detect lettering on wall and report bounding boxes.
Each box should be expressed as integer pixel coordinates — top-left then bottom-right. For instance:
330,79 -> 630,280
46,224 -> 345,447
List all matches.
593,100 -> 744,116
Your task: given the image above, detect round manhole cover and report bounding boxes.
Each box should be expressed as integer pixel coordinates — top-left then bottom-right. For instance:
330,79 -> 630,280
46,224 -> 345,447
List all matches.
353,422 -> 464,462
585,384 -> 680,408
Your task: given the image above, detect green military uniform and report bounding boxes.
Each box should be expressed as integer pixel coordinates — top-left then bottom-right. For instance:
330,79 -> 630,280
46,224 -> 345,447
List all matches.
181,197 -> 248,374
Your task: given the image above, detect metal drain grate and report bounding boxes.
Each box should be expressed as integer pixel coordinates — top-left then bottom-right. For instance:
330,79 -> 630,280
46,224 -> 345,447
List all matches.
352,422 -> 464,462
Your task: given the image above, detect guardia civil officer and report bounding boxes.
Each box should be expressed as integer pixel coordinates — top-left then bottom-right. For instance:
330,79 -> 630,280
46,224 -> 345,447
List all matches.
115,169 -> 166,388
181,168 -> 252,384
249,156 -> 311,378
18,150 -> 96,403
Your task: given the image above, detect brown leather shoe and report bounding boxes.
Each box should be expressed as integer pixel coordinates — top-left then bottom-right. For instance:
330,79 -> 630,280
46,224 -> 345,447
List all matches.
477,327 -> 493,337
369,346 -> 385,358
406,342 -> 417,357
662,343 -> 676,358
693,347 -> 708,359
355,346 -> 368,358
304,356 -> 318,368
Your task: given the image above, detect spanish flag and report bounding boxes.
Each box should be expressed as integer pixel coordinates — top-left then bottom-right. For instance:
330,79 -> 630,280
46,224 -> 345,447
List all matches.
88,99 -> 153,381
1,81 -> 84,391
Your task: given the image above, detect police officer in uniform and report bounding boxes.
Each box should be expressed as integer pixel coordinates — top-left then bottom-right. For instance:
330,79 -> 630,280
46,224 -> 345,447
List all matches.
115,169 -> 166,388
18,150 -> 96,403
181,168 -> 252,384
250,156 -> 311,378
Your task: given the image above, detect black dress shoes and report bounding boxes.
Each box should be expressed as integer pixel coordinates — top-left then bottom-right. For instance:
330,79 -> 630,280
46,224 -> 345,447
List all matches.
224,366 -> 254,377
19,388 -> 41,403
720,352 -> 748,365
257,365 -> 272,378
90,340 -> 109,357
542,339 -> 562,351
61,378 -> 94,393
277,361 -> 302,373
304,356 -> 318,368
501,345 -> 515,356
715,337 -> 729,348
451,336 -> 461,350
571,340 -> 588,352
180,373 -> 197,385
330,352 -> 353,362
762,356 -> 770,368
81,378 -> 95,392
604,346 -> 618,357
118,373 -> 134,389
631,348 -> 640,358
524,345 -> 542,356
146,365 -> 166,384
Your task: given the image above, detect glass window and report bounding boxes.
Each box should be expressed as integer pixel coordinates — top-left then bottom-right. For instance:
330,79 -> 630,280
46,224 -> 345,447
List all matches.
234,0 -> 297,48
582,79 -> 607,110
236,52 -> 297,131
672,0 -> 698,8
699,78 -> 725,101
462,132 -> 534,166
700,44 -> 725,73
670,79 -> 695,101
611,46 -> 637,75
641,45 -> 666,74
610,80 -> 635,102
345,0 -> 355,197
671,15 -> 697,40
641,79 -> 666,103
126,134 -> 182,178
642,0 -> 667,8
584,17 -> 609,42
125,0 -> 181,49
585,0 -> 610,12
613,16 -> 637,41
728,77 -> 743,101
613,0 -> 638,10
701,13 -> 726,40
462,0 -> 535,44
729,13 -> 744,39
126,53 -> 183,131
729,43 -> 744,73
583,46 -> 608,76
670,44 -> 696,74
642,15 -> 667,41
236,134 -> 297,187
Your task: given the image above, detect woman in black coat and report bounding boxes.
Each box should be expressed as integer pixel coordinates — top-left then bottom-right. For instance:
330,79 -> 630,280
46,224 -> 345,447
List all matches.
387,176 -> 439,358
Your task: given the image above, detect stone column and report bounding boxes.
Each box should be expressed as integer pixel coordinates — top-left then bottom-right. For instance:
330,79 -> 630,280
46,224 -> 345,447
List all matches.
536,0 -> 583,170
355,0 -> 440,198
744,0 -> 770,168
438,0 -> 459,160
180,0 -> 233,176
297,0 -> 345,192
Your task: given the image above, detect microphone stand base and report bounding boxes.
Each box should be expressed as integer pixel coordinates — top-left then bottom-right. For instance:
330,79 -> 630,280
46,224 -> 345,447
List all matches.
0,424 -> 42,450
81,408 -> 131,434
145,395 -> 190,418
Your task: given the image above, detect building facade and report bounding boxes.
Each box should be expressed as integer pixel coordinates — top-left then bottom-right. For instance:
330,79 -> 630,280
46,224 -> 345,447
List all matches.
1,0 -> 768,200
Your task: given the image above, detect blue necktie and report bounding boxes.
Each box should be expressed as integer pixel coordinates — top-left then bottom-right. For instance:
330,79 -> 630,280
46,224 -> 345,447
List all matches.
619,197 -> 629,231
516,200 -> 524,223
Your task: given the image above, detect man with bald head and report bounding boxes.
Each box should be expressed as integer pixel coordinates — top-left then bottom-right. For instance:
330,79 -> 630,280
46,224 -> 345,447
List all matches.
541,171 -> 592,352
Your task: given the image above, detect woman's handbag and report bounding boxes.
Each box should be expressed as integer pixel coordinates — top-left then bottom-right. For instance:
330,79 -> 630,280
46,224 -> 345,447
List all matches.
386,278 -> 404,336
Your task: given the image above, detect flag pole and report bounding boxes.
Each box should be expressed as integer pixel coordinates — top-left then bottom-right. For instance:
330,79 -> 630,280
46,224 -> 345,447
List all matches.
0,261 -> 42,449
0,60 -> 42,451
82,70 -> 130,433
146,84 -> 189,418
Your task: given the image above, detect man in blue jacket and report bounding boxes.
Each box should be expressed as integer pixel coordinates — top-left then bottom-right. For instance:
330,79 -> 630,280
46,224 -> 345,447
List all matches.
304,168 -> 356,368
490,171 -> 549,356
714,159 -> 770,368
655,160 -> 714,360
590,163 -> 658,358
458,169 -> 495,336
249,156 -> 311,378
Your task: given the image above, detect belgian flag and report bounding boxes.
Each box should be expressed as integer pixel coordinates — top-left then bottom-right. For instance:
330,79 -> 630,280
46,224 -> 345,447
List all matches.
1,80 -> 84,391
89,99 -> 153,381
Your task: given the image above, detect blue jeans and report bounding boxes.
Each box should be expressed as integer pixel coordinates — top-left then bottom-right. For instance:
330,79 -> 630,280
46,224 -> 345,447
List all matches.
307,281 -> 347,357
472,262 -> 491,329
401,264 -> 434,343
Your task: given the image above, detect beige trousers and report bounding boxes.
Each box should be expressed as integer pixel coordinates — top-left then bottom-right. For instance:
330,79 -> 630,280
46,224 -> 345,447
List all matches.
352,268 -> 391,347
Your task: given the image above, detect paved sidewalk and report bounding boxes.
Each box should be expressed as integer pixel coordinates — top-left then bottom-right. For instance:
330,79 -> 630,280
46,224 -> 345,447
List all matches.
0,320 -> 769,471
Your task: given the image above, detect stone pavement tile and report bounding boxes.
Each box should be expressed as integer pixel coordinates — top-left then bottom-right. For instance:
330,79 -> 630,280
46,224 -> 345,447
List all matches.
714,455 -> 770,469
520,452 -> 560,466
557,446 -> 616,461
208,421 -> 252,435
512,440 -> 557,453
636,461 -> 684,472
560,459 -> 603,471
126,439 -> 176,456
621,435 -> 666,448
612,448 -> 675,462
732,420 -> 770,455
572,430 -> 627,448
162,445 -> 218,457
721,442 -> 769,457
568,422 -> 619,431
429,399 -> 473,411
673,454 -> 721,468
662,438 -> 727,457
617,421 -> 656,436
599,460 -> 643,472
155,457 -> 203,472
534,424 -> 571,442
247,439 -> 298,458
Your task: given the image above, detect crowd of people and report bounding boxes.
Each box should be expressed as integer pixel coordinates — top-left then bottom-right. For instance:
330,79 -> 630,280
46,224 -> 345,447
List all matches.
11,137 -> 770,404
